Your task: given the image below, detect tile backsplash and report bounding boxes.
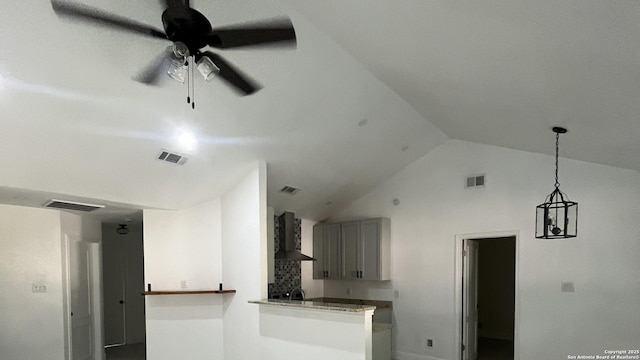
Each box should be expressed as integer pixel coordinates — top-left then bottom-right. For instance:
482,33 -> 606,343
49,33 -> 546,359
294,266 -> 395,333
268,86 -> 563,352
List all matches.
268,215 -> 302,295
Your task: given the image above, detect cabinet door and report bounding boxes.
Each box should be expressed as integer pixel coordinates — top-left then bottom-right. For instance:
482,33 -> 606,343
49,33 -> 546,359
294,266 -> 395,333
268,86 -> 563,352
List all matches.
312,225 -> 326,279
360,219 -> 381,280
341,221 -> 360,280
325,223 -> 342,280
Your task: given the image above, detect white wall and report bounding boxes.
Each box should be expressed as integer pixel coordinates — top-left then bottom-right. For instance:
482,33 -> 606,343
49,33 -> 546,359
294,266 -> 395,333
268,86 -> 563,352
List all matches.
0,205 -> 102,360
324,140 -> 640,360
0,205 -> 66,360
143,199 -> 224,360
221,161 -> 267,360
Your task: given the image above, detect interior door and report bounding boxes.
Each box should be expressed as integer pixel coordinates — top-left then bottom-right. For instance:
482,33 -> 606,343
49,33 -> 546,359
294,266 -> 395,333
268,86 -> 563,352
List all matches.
69,238 -> 95,360
102,235 -> 126,346
462,240 -> 479,360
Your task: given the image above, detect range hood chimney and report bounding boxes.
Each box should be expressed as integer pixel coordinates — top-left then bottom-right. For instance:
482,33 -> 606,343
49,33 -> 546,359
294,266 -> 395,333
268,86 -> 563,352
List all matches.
275,212 -> 315,261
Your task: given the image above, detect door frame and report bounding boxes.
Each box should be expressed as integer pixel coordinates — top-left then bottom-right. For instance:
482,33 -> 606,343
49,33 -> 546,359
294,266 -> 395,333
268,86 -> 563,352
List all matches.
454,230 -> 521,360
62,235 -> 104,360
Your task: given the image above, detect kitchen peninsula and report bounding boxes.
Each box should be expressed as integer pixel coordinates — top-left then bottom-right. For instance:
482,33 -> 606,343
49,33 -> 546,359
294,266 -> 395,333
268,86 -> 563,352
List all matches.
250,299 -> 376,360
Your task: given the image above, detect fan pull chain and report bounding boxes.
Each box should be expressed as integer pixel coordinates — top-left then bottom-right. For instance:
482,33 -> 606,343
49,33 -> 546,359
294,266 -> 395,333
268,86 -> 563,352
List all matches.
186,57 -> 191,105
191,56 -> 195,109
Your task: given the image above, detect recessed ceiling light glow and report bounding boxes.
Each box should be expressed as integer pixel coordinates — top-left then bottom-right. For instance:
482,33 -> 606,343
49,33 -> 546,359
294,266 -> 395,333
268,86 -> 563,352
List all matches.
175,128 -> 198,152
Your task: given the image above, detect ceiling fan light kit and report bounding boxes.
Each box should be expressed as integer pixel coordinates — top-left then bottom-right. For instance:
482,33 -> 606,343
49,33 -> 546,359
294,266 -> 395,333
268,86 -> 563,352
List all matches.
51,0 -> 296,106
197,56 -> 220,82
167,44 -> 189,83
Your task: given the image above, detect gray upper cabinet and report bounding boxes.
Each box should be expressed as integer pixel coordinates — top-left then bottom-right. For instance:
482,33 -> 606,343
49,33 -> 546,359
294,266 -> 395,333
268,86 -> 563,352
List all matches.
341,221 -> 361,280
313,223 -> 341,280
314,218 -> 390,281
343,218 -> 390,281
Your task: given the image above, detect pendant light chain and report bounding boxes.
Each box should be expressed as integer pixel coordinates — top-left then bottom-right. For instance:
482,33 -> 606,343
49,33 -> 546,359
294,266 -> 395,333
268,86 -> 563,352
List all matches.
555,131 -> 560,189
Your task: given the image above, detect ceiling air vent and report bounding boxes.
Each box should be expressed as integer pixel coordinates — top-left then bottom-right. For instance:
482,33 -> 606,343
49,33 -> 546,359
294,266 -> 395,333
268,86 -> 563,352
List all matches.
465,174 -> 486,188
157,150 -> 188,165
44,199 -> 105,212
279,185 -> 301,195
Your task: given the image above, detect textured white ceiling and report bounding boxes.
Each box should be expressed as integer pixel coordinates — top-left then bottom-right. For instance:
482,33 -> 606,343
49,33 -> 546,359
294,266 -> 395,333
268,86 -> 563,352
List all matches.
1,0 -> 638,222
0,0 -> 446,221
283,0 -> 640,171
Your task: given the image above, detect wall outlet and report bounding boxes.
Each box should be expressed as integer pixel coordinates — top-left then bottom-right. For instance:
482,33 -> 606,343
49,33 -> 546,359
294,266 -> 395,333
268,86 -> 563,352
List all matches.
427,339 -> 433,347
346,287 -> 352,295
180,280 -> 188,289
394,290 -> 400,299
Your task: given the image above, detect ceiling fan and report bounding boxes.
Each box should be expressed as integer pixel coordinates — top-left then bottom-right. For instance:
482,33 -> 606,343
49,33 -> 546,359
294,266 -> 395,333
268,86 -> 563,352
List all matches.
51,0 -> 296,101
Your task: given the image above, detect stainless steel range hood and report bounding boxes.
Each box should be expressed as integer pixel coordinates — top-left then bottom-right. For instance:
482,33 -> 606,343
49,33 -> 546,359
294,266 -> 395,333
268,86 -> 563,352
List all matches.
275,212 -> 315,261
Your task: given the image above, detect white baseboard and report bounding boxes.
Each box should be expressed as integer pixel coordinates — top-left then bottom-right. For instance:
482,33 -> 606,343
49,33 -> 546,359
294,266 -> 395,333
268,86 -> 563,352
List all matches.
393,351 -> 445,360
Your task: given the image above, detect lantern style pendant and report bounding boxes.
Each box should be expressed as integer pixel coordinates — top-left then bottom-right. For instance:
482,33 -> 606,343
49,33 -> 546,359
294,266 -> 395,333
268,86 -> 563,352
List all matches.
535,127 -> 578,239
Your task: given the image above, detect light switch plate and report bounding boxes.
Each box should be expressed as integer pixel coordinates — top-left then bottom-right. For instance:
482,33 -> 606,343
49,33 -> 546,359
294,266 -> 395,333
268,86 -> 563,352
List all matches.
32,284 -> 48,293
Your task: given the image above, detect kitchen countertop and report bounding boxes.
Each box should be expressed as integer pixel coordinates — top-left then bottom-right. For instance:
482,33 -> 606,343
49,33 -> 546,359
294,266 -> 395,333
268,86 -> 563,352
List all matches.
249,299 -> 376,312
307,297 -> 393,309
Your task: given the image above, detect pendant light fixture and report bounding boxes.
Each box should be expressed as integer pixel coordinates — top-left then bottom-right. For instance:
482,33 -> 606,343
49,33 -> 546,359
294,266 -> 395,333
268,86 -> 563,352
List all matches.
116,224 -> 129,235
535,127 -> 578,239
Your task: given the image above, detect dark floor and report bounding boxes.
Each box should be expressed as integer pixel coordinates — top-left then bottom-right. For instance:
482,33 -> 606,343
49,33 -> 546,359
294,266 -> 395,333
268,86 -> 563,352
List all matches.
477,337 -> 514,360
105,342 -> 146,360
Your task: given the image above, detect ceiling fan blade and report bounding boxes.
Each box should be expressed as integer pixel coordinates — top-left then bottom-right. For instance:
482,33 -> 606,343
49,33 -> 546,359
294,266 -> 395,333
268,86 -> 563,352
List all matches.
199,51 -> 261,95
52,0 -> 168,40
133,49 -> 169,86
208,18 -> 296,49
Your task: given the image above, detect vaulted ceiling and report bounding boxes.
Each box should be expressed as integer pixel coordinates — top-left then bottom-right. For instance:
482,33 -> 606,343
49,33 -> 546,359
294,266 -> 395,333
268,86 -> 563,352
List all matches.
0,0 -> 638,222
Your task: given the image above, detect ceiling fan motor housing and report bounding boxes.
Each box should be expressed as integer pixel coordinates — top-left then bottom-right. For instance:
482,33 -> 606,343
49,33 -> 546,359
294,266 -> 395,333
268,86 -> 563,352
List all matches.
162,8 -> 212,53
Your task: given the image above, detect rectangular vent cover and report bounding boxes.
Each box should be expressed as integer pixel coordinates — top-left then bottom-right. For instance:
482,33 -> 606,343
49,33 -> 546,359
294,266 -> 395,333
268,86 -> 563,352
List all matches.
44,199 -> 105,212
158,150 -> 188,165
279,185 -> 301,195
465,175 -> 486,188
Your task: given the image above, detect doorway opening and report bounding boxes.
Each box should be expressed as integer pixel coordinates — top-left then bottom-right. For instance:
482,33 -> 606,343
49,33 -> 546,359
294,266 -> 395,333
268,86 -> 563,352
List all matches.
102,222 -> 146,360
455,232 -> 518,360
